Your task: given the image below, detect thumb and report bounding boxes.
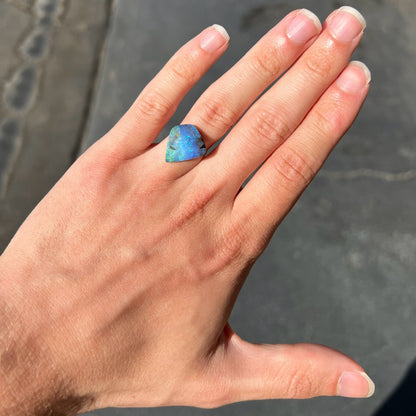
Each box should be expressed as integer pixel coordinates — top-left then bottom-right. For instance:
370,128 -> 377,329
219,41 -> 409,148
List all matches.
214,331 -> 375,404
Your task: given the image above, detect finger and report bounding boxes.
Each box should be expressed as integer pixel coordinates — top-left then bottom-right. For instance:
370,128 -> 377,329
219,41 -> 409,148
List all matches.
213,333 -> 374,403
100,24 -> 230,159
202,6 -> 366,191
151,9 -> 322,178
187,9 -> 321,147
233,61 -> 370,244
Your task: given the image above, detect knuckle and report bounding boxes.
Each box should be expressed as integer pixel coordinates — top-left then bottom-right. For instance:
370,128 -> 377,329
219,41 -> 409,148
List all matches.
169,50 -> 200,83
175,186 -> 216,225
279,345 -> 316,399
312,102 -> 344,136
242,236 -> 267,262
136,90 -> 173,121
218,213 -> 268,267
247,106 -> 291,151
215,219 -> 246,267
195,95 -> 238,132
304,51 -> 333,79
284,368 -> 314,399
271,147 -> 316,190
250,44 -> 283,78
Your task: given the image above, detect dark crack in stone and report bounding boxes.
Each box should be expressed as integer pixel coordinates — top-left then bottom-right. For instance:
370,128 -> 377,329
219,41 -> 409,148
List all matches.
21,30 -> 49,59
0,119 -> 20,190
4,66 -> 37,111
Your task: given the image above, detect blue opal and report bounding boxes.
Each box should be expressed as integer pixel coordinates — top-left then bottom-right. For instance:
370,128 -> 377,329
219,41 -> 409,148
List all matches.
165,124 -> 206,162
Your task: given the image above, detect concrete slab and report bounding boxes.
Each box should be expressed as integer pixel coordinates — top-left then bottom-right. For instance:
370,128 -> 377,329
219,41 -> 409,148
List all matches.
83,0 -> 416,415
0,0 -> 111,249
0,3 -> 31,83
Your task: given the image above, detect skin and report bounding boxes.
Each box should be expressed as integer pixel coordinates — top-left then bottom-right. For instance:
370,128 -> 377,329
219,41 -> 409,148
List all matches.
0,8 -> 371,415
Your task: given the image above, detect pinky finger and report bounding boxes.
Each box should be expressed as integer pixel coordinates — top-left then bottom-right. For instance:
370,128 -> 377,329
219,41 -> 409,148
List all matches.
233,61 -> 371,239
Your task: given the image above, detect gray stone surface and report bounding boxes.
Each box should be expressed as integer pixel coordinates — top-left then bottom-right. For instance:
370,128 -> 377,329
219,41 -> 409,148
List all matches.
0,3 -> 31,82
83,1 -> 416,416
0,0 -> 111,249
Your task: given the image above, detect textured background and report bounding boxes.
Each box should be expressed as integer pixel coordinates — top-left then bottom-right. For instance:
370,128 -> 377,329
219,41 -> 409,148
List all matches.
1,1 -> 415,415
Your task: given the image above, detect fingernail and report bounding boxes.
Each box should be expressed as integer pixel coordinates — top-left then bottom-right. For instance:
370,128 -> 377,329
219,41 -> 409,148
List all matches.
200,24 -> 229,53
337,371 -> 375,398
287,9 -> 322,43
328,6 -> 366,42
336,61 -> 371,93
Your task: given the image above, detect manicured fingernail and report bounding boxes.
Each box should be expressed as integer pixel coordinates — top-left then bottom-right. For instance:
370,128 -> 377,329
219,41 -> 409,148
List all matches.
200,24 -> 229,53
336,61 -> 371,93
287,9 -> 322,43
328,6 -> 366,42
337,371 -> 375,398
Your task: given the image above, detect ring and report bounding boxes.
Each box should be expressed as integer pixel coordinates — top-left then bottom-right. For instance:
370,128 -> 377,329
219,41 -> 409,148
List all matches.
165,124 -> 206,162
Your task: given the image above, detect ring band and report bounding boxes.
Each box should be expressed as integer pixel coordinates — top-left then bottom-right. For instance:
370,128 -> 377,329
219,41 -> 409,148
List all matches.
165,124 -> 206,162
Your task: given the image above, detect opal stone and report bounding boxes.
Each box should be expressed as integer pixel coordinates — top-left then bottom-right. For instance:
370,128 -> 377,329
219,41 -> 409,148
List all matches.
165,124 -> 206,162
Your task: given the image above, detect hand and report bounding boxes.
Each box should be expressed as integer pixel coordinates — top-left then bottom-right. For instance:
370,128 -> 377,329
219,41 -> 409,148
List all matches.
0,6 -> 373,415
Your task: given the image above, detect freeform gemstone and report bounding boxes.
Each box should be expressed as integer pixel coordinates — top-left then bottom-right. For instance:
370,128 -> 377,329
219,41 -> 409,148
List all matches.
165,124 -> 206,162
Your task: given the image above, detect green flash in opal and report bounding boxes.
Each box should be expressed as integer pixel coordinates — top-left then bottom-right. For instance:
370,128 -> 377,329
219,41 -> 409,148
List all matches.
165,124 -> 206,162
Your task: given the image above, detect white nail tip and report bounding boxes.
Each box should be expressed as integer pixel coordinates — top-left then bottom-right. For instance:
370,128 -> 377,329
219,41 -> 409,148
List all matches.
350,61 -> 372,84
212,24 -> 230,42
338,6 -> 367,29
359,372 -> 375,397
299,9 -> 322,31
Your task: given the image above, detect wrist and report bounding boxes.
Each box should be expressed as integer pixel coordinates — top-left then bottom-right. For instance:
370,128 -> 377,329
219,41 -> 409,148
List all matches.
0,280 -> 29,414
0,259 -> 95,416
